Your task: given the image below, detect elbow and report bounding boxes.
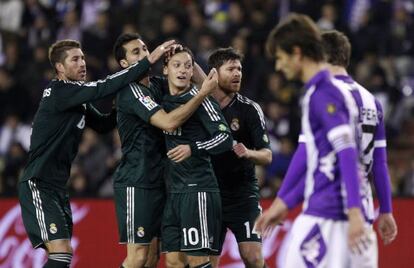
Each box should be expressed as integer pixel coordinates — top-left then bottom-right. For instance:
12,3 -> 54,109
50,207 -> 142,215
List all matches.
162,122 -> 179,133
264,151 -> 272,165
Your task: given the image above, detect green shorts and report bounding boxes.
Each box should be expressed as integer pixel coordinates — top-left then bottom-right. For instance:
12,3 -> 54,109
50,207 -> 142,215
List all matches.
18,179 -> 73,249
114,187 -> 166,244
162,192 -> 222,256
215,196 -> 262,255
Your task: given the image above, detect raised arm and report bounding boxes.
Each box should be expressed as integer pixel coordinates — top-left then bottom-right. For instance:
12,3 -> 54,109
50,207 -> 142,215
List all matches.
149,69 -> 217,132
54,40 -> 176,111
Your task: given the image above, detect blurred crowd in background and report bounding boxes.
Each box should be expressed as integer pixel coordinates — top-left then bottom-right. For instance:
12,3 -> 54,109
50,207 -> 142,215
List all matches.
0,0 -> 414,198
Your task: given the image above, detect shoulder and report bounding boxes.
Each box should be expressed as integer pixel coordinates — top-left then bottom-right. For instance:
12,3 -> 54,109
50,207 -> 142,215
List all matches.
236,94 -> 262,111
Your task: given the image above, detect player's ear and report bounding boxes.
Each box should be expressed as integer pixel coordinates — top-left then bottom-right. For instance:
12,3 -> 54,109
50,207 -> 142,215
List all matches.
163,65 -> 168,75
120,59 -> 129,68
292,46 -> 302,58
55,62 -> 65,73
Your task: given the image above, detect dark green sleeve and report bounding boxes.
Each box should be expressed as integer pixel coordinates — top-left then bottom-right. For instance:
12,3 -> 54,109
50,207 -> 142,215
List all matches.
149,76 -> 168,102
54,57 -> 150,111
119,83 -> 162,123
246,102 -> 271,150
85,103 -> 116,133
190,96 -> 233,155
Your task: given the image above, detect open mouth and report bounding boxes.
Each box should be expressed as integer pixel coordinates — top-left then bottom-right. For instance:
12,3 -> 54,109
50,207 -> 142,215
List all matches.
177,75 -> 187,81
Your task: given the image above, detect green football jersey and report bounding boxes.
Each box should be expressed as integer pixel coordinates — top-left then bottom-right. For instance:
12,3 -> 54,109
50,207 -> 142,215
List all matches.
113,77 -> 167,188
20,58 -> 151,191
162,86 -> 233,193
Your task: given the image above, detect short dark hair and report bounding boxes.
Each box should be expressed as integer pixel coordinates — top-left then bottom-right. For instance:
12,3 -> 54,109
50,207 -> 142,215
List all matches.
321,30 -> 351,68
113,33 -> 142,64
163,46 -> 194,66
207,47 -> 243,70
48,39 -> 81,72
266,13 -> 325,62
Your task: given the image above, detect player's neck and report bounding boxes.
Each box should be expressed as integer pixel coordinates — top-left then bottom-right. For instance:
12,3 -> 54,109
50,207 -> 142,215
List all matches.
327,65 -> 348,76
301,60 -> 327,84
139,76 -> 150,86
212,88 -> 235,109
168,83 -> 191,95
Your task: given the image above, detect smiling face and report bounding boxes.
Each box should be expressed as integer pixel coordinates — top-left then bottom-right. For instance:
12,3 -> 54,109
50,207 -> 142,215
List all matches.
120,39 -> 149,68
56,48 -> 86,81
164,51 -> 194,93
217,59 -> 242,93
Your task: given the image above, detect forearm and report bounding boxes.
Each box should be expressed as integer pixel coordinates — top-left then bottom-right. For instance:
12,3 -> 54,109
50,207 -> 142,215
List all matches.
338,147 -> 362,209
192,62 -> 207,89
278,143 -> 307,198
280,175 -> 305,209
246,148 -> 272,165
372,147 -> 393,213
165,91 -> 208,129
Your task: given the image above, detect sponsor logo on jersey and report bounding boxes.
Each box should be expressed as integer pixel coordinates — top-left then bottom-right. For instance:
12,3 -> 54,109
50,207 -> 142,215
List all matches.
137,227 -> 145,238
219,124 -> 227,131
49,223 -> 58,234
230,118 -> 240,131
327,103 -> 336,114
139,96 -> 158,110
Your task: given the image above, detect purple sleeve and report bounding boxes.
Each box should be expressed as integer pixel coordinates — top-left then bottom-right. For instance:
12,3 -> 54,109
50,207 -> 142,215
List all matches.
372,147 -> 393,213
281,174 -> 305,209
277,142 -> 307,198
338,147 -> 362,209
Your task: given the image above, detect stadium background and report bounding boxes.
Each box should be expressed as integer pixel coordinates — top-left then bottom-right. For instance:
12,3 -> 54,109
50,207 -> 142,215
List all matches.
0,0 -> 413,267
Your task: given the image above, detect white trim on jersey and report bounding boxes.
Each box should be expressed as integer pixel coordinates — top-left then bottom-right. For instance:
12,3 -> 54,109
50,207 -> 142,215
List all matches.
327,124 -> 355,153
374,140 -> 386,148
198,192 -> 209,248
28,180 -> 49,243
196,133 -> 230,150
126,187 -> 135,243
189,88 -> 220,121
302,85 -> 317,211
298,134 -> 306,143
236,94 -> 266,129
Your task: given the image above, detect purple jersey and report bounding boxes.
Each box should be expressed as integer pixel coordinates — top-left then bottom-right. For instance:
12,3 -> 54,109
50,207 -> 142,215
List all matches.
301,70 -> 360,220
334,75 -> 388,221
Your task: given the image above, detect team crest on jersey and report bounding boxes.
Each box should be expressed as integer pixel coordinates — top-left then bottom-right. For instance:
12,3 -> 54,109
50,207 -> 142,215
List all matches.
49,223 -> 58,234
139,96 -> 158,111
219,124 -> 227,131
137,227 -> 145,238
263,134 -> 269,143
327,103 -> 336,114
230,118 -> 240,131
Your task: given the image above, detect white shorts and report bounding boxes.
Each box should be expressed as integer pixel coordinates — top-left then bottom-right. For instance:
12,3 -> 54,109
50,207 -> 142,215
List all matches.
283,214 -> 378,268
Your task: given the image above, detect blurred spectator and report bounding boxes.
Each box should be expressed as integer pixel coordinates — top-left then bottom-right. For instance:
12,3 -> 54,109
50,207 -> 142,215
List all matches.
0,114 -> 31,156
0,0 -> 24,33
0,142 -> 27,196
0,68 -> 31,122
57,8 -> 81,41
317,3 -> 337,30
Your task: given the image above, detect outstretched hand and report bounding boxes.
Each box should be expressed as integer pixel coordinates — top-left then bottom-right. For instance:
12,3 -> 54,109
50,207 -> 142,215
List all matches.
148,40 -> 176,64
199,68 -> 218,96
254,197 -> 288,237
